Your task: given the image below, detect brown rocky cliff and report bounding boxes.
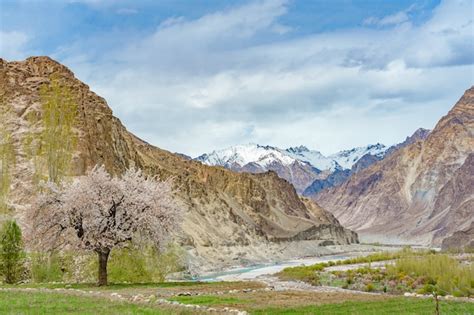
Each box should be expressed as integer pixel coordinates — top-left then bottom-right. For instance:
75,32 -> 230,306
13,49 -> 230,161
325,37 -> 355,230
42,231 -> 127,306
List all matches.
316,87 -> 474,246
0,57 -> 357,266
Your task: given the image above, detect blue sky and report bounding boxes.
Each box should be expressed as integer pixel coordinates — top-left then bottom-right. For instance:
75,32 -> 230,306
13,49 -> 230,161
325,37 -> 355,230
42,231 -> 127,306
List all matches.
1,0 -> 473,156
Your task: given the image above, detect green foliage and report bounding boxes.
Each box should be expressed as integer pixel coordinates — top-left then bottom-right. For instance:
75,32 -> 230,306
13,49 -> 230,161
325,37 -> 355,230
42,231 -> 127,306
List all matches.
30,252 -> 64,283
0,291 -> 187,314
365,282 -> 375,292
28,244 -> 185,284
387,254 -> 474,297
277,264 -> 323,285
277,248 -> 437,287
0,108 -> 16,213
107,244 -> 185,283
0,220 -> 24,284
252,298 -> 474,315
24,74 -> 78,184
170,295 -> 249,306
106,247 -> 150,283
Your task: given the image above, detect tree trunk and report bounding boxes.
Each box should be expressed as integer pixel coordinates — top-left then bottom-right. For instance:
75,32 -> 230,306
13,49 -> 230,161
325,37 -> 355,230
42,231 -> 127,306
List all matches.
97,249 -> 110,286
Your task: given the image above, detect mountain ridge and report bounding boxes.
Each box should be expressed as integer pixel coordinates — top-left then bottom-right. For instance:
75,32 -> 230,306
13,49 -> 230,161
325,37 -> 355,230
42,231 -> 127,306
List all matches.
196,143 -> 391,194
316,86 -> 474,246
0,56 -> 357,270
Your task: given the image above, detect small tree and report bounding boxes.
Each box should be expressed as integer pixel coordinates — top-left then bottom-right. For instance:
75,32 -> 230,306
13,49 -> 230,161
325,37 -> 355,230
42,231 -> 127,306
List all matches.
28,166 -> 182,286
0,106 -> 16,212
0,220 -> 24,284
24,74 -> 77,185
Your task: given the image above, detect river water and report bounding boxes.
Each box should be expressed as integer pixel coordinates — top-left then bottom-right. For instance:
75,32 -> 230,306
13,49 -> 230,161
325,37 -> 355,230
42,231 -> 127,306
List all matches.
198,253 -> 358,282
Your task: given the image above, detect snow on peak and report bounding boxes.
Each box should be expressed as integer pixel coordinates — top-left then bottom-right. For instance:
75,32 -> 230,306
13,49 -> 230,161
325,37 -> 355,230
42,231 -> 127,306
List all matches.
285,147 -> 336,171
196,143 -> 389,171
286,145 -> 310,154
195,143 -> 297,168
329,143 -> 388,169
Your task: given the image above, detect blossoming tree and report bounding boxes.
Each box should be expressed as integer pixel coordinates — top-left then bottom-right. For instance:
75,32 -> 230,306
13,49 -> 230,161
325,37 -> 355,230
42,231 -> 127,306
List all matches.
28,166 -> 182,286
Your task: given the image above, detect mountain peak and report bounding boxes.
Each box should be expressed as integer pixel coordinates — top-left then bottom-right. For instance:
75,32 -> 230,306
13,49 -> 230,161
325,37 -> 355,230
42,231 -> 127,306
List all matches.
286,145 -> 310,154
410,128 -> 431,141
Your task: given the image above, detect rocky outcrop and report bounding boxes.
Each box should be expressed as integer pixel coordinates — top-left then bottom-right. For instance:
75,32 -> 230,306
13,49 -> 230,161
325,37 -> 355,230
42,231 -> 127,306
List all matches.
384,128 -> 430,157
0,57 -> 357,267
303,169 -> 351,196
316,87 -> 474,246
442,222 -> 474,250
304,129 -> 431,198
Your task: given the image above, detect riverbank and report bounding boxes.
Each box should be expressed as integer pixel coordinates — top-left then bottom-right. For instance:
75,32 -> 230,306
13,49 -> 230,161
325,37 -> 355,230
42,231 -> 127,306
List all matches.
195,244 -> 402,281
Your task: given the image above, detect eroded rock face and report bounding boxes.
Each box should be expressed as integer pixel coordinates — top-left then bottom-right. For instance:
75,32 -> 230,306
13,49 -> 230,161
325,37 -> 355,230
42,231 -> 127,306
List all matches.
442,221 -> 474,250
316,87 -> 474,246
0,57 -> 357,266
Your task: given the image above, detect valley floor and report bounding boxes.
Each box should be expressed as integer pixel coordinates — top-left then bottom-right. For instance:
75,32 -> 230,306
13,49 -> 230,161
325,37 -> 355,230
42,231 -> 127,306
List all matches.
1,246 -> 472,314
1,282 -> 473,315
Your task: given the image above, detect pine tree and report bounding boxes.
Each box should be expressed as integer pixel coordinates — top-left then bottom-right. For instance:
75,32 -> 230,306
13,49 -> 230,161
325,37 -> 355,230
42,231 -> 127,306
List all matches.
0,220 -> 24,284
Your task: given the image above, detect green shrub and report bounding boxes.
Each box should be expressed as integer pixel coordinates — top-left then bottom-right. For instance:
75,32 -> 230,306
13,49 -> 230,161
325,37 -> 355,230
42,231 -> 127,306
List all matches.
277,266 -> 320,285
107,243 -> 185,283
387,254 -> 473,297
365,283 -> 375,292
30,252 -> 61,283
0,220 -> 24,284
28,243 -> 185,284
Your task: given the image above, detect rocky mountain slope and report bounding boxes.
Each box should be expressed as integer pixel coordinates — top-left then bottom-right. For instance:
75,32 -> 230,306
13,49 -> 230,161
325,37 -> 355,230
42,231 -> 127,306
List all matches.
0,56 -> 357,269
316,87 -> 474,246
196,143 -> 389,194
303,130 -> 430,197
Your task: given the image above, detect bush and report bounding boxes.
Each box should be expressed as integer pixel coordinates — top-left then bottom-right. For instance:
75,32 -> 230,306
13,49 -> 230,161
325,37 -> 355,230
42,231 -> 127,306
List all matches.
28,243 -> 185,284
29,252 -> 85,283
277,266 -> 320,285
365,283 -> 375,292
387,254 -> 473,297
0,220 -> 24,284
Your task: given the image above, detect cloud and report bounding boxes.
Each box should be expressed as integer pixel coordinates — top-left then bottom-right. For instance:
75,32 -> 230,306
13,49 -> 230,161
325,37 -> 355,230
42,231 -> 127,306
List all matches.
363,3 -> 417,27
56,0 -> 473,156
364,11 -> 410,26
0,31 -> 29,60
116,8 -> 138,15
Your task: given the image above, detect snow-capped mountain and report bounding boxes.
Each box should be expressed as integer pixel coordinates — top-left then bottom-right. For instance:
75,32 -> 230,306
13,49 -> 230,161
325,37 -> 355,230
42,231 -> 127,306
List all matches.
329,143 -> 387,170
196,144 -> 321,193
197,143 -> 389,172
285,146 -> 341,171
195,143 -> 392,194
196,144 -> 296,168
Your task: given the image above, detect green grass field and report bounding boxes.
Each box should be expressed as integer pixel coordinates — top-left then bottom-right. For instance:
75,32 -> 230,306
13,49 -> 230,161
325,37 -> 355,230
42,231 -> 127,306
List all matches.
251,298 -> 474,315
0,291 -> 192,315
1,290 -> 473,314
170,294 -> 251,306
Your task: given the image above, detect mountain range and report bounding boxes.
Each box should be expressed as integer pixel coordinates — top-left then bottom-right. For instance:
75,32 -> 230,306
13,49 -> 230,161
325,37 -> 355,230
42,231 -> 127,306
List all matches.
316,87 -> 474,246
194,91 -> 473,248
0,56 -> 357,271
1,55 -> 471,265
195,131 -> 430,196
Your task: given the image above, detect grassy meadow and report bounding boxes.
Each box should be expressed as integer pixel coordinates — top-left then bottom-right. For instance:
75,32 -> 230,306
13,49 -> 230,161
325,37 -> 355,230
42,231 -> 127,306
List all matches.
277,249 -> 474,297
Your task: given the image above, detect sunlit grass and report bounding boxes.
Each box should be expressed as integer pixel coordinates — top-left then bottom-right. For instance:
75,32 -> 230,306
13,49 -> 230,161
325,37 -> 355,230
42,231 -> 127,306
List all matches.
0,291 -> 191,314
387,254 -> 474,297
277,248 -> 428,284
252,298 -> 474,315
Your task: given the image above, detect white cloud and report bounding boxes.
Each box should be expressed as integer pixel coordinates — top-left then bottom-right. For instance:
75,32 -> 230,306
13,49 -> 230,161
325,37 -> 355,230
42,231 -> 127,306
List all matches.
364,11 -> 410,26
0,31 -> 29,61
116,8 -> 138,15
58,0 -> 473,156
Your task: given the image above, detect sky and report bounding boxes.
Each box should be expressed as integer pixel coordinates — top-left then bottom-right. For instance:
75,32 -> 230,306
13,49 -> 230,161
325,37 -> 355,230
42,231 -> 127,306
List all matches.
1,0 -> 473,156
